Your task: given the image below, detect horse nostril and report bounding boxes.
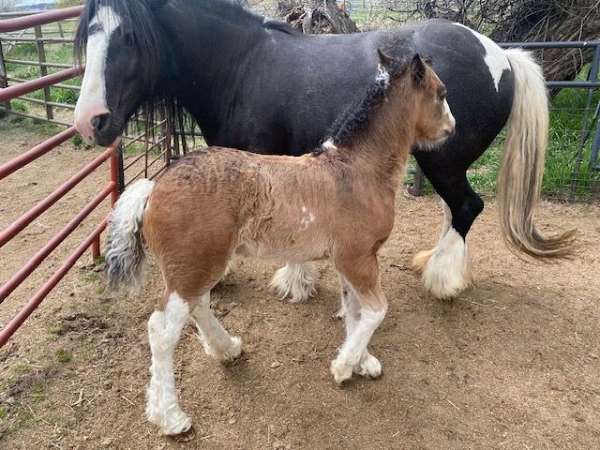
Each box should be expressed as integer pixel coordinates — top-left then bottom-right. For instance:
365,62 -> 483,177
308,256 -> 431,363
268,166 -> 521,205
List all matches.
91,113 -> 110,133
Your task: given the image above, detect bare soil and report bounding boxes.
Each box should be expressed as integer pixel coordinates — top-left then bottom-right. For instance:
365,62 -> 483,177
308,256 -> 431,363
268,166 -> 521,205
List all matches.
1,125 -> 599,450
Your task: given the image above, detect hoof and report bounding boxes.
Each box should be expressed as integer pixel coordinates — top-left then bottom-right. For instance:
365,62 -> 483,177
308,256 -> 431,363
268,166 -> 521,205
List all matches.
222,335 -> 243,362
270,264 -> 316,303
162,411 -> 192,436
353,352 -> 382,379
147,407 -> 192,436
417,230 -> 472,300
330,358 -> 353,385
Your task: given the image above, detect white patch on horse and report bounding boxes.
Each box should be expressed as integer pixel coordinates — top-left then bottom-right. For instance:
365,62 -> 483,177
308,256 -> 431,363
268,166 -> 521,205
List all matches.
300,206 -> 315,230
443,99 -> 456,129
375,63 -> 390,87
454,23 -> 510,92
270,263 -> 317,303
322,138 -> 337,151
146,292 -> 192,435
331,306 -> 387,384
421,227 -> 472,299
74,6 -> 121,141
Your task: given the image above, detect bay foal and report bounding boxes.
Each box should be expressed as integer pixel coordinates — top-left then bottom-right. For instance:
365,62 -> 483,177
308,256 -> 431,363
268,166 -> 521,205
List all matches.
105,52 -> 455,435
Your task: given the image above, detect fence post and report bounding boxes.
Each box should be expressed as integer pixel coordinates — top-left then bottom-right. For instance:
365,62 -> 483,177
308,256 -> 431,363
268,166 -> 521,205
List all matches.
34,25 -> 54,121
570,44 -> 600,199
408,161 -> 424,196
0,39 -> 10,117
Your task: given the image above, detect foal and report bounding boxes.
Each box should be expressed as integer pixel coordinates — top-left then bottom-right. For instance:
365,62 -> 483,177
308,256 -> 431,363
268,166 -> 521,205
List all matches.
105,51 -> 455,435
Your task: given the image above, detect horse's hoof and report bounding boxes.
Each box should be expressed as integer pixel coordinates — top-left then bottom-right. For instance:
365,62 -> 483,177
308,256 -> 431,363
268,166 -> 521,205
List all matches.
353,353 -> 382,379
330,358 -> 353,385
270,264 -> 317,303
222,335 -> 243,362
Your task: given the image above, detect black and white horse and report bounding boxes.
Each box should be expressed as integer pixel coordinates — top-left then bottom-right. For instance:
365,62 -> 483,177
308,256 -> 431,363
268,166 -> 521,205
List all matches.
73,0 -> 573,301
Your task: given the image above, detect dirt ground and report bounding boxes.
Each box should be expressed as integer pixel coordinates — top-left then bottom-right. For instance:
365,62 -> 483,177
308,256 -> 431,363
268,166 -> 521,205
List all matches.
1,126 -> 599,450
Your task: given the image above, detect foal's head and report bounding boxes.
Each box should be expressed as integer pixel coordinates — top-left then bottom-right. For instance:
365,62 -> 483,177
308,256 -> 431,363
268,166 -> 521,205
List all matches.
378,51 -> 455,149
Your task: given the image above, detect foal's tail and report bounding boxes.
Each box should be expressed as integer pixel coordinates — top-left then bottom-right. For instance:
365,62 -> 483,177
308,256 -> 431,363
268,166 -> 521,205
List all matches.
105,179 -> 155,291
497,49 -> 575,258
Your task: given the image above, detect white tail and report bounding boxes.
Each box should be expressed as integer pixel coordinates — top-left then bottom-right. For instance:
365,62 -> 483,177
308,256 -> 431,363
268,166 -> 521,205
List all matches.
105,179 -> 155,291
497,49 -> 575,258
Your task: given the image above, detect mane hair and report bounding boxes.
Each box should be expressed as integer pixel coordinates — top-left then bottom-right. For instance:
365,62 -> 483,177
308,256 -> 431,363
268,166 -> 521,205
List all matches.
323,61 -> 404,150
74,0 -> 296,154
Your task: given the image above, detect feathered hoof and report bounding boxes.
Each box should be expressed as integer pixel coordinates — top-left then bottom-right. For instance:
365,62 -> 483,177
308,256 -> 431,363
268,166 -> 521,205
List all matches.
270,263 -> 317,303
412,249 -> 435,274
353,352 -> 382,379
330,358 -> 353,385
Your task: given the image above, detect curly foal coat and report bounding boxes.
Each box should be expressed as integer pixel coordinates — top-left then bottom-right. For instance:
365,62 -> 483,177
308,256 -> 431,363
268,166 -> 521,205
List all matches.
105,54 -> 454,435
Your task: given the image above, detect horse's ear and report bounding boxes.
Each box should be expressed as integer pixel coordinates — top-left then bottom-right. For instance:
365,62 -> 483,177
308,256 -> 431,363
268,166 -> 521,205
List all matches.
377,48 -> 395,68
410,53 -> 427,84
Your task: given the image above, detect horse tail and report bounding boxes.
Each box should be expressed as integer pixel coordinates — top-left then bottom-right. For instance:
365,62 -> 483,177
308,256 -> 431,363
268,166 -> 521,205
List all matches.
497,48 -> 575,258
105,179 -> 155,291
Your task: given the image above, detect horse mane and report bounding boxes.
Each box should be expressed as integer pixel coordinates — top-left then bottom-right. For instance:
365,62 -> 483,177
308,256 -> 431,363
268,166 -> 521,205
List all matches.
74,0 -> 296,154
321,61 -> 403,150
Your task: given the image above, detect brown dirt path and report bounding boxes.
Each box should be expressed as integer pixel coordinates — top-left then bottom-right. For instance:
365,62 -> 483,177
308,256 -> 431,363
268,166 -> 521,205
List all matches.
1,125 -> 599,449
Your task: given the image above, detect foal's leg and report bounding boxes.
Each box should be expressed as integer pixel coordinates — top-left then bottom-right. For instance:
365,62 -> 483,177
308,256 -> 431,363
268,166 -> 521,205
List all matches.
270,262 -> 317,303
331,255 -> 387,384
340,278 -> 382,378
146,292 -> 192,435
191,291 -> 242,362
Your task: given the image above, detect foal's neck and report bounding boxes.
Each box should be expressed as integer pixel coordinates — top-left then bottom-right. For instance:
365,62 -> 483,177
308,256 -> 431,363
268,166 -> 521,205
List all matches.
342,93 -> 417,190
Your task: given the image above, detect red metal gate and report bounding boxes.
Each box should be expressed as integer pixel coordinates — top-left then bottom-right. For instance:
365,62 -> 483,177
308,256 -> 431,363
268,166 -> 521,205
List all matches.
0,6 -> 120,347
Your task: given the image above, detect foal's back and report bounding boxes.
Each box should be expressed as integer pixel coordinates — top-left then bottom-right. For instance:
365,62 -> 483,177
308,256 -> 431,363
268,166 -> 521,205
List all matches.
143,148 -> 340,291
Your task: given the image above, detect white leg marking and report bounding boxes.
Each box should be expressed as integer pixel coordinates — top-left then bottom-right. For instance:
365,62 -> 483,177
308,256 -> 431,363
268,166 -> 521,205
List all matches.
422,227 -> 472,299
331,281 -> 386,384
74,6 -> 121,141
339,282 -> 382,379
191,292 -> 242,362
146,293 -> 192,435
270,263 -> 317,303
453,23 -> 510,91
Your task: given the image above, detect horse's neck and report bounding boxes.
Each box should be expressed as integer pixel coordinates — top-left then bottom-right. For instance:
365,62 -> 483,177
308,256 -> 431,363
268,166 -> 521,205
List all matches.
159,2 -> 267,137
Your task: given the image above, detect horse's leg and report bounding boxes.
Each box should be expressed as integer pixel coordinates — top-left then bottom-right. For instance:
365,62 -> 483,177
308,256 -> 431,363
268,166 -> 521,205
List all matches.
190,291 -> 242,362
270,262 -> 317,303
412,197 -> 451,270
339,277 -> 382,378
146,292 -> 192,435
412,162 -> 484,299
331,255 -> 387,384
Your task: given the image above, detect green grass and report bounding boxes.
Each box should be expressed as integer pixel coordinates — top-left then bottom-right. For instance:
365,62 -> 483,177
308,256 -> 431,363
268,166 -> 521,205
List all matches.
4,25 -> 79,108
411,81 -> 600,199
55,349 -> 73,364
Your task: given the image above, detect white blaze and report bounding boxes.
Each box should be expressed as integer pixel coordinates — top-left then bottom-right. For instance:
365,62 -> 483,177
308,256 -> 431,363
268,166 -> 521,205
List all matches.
74,6 -> 122,141
454,23 -> 510,92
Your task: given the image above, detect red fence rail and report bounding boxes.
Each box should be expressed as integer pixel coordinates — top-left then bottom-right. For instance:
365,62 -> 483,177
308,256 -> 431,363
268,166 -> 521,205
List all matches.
0,6 -> 119,347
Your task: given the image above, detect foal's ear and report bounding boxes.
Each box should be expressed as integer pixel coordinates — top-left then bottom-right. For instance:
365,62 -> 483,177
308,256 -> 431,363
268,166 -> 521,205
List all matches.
377,49 -> 395,68
410,53 -> 427,84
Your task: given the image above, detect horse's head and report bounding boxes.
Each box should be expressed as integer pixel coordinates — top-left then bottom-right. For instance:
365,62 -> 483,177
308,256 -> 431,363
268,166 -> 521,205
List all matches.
74,0 -> 168,146
378,50 -> 455,149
